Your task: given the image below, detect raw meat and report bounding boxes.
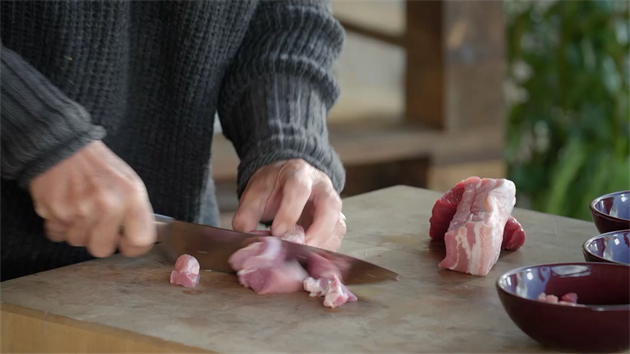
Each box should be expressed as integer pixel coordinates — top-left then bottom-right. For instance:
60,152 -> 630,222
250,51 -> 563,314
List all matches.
438,177 -> 516,276
502,216 -> 526,250
238,260 -> 309,294
429,178 -> 526,251
228,237 -> 285,271
229,226 -> 356,308
304,275 -> 357,309
170,254 -> 200,288
537,292 -> 580,306
561,292 -> 578,303
302,252 -> 357,308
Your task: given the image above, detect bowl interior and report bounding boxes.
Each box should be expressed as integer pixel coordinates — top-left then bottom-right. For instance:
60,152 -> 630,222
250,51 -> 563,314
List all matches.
497,263 -> 629,306
585,231 -> 630,265
592,191 -> 630,221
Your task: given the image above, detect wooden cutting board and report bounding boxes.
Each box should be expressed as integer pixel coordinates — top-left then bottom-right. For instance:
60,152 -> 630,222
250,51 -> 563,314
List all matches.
1,186 -> 599,353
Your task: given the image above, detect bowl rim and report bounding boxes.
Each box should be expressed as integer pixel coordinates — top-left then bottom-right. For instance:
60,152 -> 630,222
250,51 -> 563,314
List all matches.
589,190 -> 630,222
496,262 -> 630,311
582,229 -> 630,266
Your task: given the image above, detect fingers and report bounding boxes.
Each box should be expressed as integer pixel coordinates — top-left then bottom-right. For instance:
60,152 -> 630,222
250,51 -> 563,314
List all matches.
304,184 -> 343,249
44,220 -> 67,242
271,168 -> 312,236
119,191 -> 155,257
233,184 -> 267,233
29,141 -> 156,259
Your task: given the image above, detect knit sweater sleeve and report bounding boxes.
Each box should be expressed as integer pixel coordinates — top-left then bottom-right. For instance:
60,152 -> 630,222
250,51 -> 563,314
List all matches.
1,43 -> 105,187
217,0 -> 346,198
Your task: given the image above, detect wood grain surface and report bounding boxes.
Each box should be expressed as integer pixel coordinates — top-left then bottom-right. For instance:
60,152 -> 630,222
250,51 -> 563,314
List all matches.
1,186 -> 599,353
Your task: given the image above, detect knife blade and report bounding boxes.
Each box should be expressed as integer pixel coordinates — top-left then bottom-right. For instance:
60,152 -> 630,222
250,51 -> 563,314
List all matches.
154,214 -> 400,285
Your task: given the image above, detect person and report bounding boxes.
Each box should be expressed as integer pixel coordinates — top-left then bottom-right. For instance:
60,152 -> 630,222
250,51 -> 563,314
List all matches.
0,0 -> 347,281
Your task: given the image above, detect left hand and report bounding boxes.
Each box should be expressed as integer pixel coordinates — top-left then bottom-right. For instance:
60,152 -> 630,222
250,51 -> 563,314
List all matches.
232,159 -> 346,251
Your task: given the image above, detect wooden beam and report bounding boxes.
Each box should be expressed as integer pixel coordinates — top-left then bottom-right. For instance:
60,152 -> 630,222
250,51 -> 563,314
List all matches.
404,0 -> 506,131
405,0 -> 444,128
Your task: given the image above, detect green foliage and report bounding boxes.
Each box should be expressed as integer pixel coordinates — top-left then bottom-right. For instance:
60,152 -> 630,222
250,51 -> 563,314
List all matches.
505,0 -> 630,220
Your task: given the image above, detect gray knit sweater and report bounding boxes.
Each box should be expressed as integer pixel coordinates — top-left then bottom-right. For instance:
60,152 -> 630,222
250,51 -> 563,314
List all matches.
0,0 -> 345,281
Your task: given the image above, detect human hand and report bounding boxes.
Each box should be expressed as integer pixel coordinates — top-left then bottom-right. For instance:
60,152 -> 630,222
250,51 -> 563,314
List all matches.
232,159 -> 346,251
29,141 -> 156,258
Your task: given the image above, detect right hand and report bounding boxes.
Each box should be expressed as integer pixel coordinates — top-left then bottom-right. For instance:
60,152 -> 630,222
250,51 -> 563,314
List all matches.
29,141 -> 156,258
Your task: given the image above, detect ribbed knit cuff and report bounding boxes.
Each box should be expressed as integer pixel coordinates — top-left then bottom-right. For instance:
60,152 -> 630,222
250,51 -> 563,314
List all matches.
1,45 -> 106,188
220,74 -> 345,198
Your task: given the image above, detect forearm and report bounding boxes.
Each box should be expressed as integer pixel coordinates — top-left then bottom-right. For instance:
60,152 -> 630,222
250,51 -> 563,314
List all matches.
218,0 -> 345,197
1,44 -> 105,187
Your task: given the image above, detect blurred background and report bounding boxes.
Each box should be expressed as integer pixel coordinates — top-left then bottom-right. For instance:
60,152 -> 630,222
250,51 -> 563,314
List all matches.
214,0 -> 629,227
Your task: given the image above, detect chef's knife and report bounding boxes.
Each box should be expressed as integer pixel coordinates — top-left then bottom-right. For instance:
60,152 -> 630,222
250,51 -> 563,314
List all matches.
154,214 -> 400,285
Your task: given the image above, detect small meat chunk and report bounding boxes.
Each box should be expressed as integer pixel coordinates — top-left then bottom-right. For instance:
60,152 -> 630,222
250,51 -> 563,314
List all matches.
238,260 -> 308,294
229,227 -> 356,308
537,292 -> 580,306
228,236 -> 309,295
304,275 -> 357,309
561,292 -> 578,303
228,237 -> 285,271
170,254 -> 200,288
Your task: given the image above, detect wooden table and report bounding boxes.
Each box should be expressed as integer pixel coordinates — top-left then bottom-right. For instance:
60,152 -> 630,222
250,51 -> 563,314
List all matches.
1,186 -> 599,353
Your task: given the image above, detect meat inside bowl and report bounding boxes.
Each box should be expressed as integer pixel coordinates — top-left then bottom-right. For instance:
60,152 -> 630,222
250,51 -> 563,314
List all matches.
590,191 -> 630,233
496,263 -> 630,352
583,230 -> 630,265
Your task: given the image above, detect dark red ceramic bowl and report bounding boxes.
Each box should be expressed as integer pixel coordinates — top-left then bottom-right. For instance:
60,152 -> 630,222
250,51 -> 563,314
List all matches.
496,263 -> 630,352
583,230 -> 630,265
590,191 -> 630,234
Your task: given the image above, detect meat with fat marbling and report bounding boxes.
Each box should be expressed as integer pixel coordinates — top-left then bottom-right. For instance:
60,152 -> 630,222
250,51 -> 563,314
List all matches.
438,177 -> 516,276
429,178 -> 526,251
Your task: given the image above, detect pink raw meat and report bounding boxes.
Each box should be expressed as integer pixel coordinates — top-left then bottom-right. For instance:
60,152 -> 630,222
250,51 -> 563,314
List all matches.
438,177 -> 516,276
304,275 -> 357,309
170,254 -> 200,288
429,178 -> 526,251
561,292 -> 578,303
229,227 -> 356,308
228,237 -> 285,271
238,260 -> 308,294
538,292 -> 580,306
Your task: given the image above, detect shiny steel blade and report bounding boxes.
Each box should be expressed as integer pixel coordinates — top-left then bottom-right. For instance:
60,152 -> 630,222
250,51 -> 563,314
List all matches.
155,214 -> 401,285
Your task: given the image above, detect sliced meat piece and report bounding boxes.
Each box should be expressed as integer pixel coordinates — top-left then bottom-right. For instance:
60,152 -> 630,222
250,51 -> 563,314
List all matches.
538,292 -> 580,306
237,260 -> 308,294
561,292 -> 578,304
228,237 -> 284,271
304,274 -> 357,309
170,254 -> 200,288
438,177 -> 516,276
174,254 -> 200,274
502,216 -> 526,250
537,292 -> 559,303
170,270 -> 200,288
429,177 -> 527,251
